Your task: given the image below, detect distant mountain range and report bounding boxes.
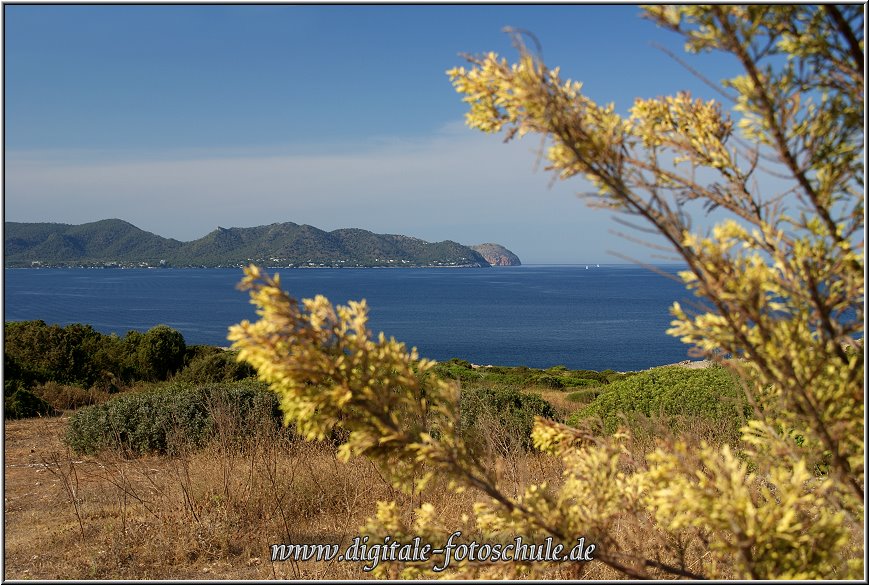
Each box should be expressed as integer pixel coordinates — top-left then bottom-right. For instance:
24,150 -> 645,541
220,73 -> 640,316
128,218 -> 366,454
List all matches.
4,219 -> 521,269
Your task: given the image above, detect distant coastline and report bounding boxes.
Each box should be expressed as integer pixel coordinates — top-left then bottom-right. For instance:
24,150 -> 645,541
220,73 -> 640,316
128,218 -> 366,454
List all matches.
4,262 -> 686,270
6,264 -> 513,270
5,218 -> 521,269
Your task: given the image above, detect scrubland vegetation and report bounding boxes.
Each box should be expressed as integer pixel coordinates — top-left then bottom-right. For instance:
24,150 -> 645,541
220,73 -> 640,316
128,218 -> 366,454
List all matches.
4,319 -> 750,579
4,320 -> 252,419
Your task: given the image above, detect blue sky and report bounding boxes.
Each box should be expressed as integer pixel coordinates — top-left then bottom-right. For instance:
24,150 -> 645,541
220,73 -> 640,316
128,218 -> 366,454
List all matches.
5,4 -> 741,264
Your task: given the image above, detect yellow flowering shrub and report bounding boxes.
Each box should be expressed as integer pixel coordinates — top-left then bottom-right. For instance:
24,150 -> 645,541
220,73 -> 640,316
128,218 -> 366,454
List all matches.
229,5 -> 862,579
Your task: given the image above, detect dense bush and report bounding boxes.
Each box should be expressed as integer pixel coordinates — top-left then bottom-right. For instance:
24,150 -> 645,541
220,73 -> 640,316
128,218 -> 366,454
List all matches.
546,366 -> 605,383
4,388 -> 57,419
475,365 -> 551,387
65,380 -> 282,456
122,324 -> 187,381
567,364 -> 748,434
4,321 -> 114,388
534,373 -> 601,389
433,360 -> 628,391
532,374 -> 566,388
566,388 -> 603,403
431,358 -> 482,383
4,321 -> 188,394
459,385 -> 558,452
184,344 -> 223,363
175,346 -> 255,383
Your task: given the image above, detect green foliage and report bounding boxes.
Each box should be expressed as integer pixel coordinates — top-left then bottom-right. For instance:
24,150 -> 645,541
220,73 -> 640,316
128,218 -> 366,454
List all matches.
431,358 -> 482,383
534,373 -> 600,389
4,387 -> 57,419
601,369 -> 635,383
429,360 -> 618,426
432,359 -> 620,391
459,385 -> 558,451
473,366 -> 533,387
567,364 -> 747,433
4,320 -> 112,388
175,347 -> 255,383
130,324 -> 187,381
566,388 -> 602,403
553,367 -> 613,384
532,374 -> 564,388
64,380 -> 281,456
184,344 -> 223,362
3,321 -> 189,412
4,353 -> 37,394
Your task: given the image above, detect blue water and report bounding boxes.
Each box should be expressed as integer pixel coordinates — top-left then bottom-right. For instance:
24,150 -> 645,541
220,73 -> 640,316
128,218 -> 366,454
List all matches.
3,265 -> 697,371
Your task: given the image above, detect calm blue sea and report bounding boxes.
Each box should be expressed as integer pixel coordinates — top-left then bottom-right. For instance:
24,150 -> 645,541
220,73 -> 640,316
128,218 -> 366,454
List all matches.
3,265 -> 698,371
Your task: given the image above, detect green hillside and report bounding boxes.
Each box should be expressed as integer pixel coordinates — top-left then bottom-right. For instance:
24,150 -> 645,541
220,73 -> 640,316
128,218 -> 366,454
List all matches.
5,219 -> 511,268
5,220 -> 183,265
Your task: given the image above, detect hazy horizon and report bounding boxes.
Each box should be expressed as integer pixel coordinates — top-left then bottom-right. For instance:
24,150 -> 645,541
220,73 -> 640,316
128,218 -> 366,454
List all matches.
5,4 -> 741,264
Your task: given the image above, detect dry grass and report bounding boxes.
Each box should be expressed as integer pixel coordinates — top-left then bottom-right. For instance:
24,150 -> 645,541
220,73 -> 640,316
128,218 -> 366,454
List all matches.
31,381 -> 112,412
7,397 -> 854,580
5,408 -> 568,580
531,386 -> 592,418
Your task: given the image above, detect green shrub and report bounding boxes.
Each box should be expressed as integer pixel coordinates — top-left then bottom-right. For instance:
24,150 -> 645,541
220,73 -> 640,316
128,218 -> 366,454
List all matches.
184,344 -> 224,362
568,369 -> 612,383
64,380 -> 282,456
4,352 -> 42,393
442,364 -> 626,391
559,376 -> 602,388
4,320 -> 108,388
533,371 -> 604,389
604,370 -> 636,383
175,348 -> 255,383
128,324 -> 187,381
475,368 -> 531,387
567,365 -> 747,434
534,374 -> 566,388
566,388 -> 603,403
432,358 -> 482,383
4,388 -> 57,419
459,386 -> 558,452
4,320 -> 189,392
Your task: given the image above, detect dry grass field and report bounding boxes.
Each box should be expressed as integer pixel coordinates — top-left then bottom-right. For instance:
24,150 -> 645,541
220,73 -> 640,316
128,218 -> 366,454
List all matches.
3,407 -> 738,580
6,366 -> 858,580
5,411 -> 588,580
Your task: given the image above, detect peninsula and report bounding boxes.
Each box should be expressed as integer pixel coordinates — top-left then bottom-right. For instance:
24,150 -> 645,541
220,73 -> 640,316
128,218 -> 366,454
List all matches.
4,219 -> 521,269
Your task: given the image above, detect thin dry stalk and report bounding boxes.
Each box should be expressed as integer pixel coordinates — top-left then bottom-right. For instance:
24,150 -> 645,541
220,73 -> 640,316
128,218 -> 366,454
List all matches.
41,450 -> 86,538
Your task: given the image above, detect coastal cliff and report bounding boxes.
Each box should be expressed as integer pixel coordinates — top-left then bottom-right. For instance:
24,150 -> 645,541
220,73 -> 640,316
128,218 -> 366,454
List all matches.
470,243 -> 522,266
